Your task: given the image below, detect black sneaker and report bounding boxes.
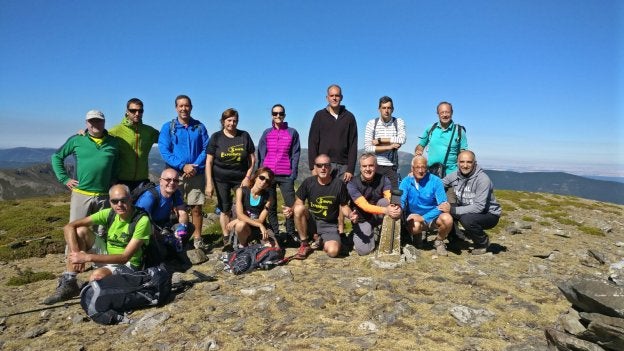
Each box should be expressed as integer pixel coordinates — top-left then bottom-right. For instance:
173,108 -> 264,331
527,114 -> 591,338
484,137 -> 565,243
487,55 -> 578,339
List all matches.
42,274 -> 79,305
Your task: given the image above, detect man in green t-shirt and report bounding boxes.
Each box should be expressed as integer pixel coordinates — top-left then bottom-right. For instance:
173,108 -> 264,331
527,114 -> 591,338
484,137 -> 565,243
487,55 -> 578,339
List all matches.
43,184 -> 151,305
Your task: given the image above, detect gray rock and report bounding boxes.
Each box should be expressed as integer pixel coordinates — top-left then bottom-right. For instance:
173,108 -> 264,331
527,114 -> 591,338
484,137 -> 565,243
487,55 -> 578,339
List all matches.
504,340 -> 550,350
348,336 -> 377,349
545,327 -> 606,351
369,257 -> 402,269
358,321 -> 378,333
71,314 -> 87,324
608,260 -> 624,286
506,226 -> 522,234
559,309 -> 586,335
579,312 -> 624,351
401,244 -> 419,262
557,277 -> 624,318
23,326 -> 48,338
204,282 -> 221,292
124,311 -> 171,336
588,250 -> 608,265
187,249 -> 209,265
449,305 -> 495,327
267,266 -> 294,281
519,222 -> 532,230
194,336 -> 218,350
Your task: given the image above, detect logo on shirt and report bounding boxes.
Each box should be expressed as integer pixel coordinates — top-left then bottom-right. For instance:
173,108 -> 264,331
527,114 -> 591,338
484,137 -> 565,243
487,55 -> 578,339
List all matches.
309,195 -> 335,217
220,144 -> 244,162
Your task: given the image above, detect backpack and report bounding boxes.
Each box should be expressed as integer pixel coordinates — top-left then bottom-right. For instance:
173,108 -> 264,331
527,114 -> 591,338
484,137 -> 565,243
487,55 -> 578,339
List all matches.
426,122 -> 465,146
169,118 -> 199,137
79,264 -> 172,325
130,182 -> 159,216
224,244 -> 285,275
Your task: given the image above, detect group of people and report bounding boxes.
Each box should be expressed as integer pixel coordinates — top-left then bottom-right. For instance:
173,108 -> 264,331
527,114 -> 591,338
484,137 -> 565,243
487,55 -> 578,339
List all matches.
44,84 -> 501,305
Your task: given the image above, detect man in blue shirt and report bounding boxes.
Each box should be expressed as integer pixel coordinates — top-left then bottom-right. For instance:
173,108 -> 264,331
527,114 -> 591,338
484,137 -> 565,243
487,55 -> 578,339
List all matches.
158,95 -> 209,248
399,156 -> 453,256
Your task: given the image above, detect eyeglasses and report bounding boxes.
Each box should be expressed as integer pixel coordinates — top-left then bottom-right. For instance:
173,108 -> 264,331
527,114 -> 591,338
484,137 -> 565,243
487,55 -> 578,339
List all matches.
314,163 -> 331,169
271,111 -> 285,117
161,177 -> 180,183
128,108 -> 144,114
110,197 -> 129,205
257,175 -> 269,182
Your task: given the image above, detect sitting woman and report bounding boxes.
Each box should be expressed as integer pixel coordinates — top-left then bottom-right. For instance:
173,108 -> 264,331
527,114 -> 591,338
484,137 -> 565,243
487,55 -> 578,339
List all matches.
226,167 -> 276,248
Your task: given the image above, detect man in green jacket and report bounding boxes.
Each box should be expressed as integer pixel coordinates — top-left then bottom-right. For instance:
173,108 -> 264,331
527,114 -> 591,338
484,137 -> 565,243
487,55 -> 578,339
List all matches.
51,110 -> 120,237
109,98 -> 160,191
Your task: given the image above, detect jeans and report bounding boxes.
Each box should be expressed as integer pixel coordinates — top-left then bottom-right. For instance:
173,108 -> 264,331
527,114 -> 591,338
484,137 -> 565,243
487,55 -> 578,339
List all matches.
268,176 -> 296,236
455,212 -> 499,247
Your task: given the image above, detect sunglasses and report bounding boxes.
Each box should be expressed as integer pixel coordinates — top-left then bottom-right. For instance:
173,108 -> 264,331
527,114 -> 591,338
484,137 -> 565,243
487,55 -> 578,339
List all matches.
257,175 -> 270,182
128,108 -> 144,114
314,163 -> 331,169
110,197 -> 129,205
271,111 -> 285,117
161,177 -> 180,183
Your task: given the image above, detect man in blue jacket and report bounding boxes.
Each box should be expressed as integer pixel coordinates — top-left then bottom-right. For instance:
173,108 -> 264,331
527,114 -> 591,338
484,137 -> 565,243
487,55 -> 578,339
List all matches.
158,95 -> 209,249
399,156 -> 453,256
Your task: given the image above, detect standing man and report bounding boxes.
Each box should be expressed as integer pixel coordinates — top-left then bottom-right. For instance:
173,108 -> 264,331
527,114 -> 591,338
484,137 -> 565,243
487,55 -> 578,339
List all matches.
438,151 -> 501,255
364,96 -> 406,189
347,153 -> 402,256
257,104 -> 301,243
285,154 -> 356,259
51,110 -> 120,240
43,184 -> 151,304
158,95 -> 210,249
308,84 -> 358,234
414,101 -> 467,177
399,156 -> 453,256
109,98 -> 160,191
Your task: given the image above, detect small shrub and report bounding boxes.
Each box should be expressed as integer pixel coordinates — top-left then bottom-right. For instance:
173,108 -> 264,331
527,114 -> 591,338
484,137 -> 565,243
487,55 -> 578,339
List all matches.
578,226 -> 605,236
521,216 -> 535,222
6,268 -> 55,286
538,221 -> 551,227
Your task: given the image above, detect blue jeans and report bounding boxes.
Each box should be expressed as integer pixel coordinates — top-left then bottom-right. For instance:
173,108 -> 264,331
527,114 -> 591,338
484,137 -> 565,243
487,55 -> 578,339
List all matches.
268,176 -> 296,236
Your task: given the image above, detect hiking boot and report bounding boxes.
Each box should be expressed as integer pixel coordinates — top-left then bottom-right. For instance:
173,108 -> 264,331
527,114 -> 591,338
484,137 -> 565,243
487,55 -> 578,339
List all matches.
294,244 -> 313,260
193,238 -> 206,251
434,240 -> 448,256
310,233 -> 323,250
222,237 -> 234,253
42,274 -> 79,305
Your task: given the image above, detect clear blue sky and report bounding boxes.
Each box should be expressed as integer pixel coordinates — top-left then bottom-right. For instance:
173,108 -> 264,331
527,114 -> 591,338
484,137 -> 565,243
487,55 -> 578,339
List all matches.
1,0 -> 622,176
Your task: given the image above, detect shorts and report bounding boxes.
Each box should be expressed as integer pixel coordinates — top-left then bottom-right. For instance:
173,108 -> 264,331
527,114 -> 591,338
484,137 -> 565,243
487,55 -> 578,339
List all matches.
70,191 -> 108,222
214,180 -> 240,213
306,216 -> 341,243
181,173 -> 205,206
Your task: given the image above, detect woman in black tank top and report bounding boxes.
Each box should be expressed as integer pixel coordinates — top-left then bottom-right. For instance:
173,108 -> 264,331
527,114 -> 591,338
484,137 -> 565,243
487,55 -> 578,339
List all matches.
227,167 -> 275,246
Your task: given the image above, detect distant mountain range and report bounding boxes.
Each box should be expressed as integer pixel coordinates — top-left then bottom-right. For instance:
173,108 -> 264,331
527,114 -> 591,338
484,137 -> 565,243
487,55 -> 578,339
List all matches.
0,147 -> 622,204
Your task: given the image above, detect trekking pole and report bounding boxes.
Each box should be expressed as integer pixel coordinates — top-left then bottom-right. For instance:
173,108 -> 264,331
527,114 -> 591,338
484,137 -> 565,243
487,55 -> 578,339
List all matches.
2,300 -> 80,319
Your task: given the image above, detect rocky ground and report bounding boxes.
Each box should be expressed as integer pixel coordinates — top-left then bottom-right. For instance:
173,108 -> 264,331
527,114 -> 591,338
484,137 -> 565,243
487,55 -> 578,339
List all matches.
0,191 -> 623,351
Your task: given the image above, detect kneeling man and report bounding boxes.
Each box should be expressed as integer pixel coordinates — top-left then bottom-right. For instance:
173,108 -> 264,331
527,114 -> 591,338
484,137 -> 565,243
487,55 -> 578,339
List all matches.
347,153 -> 401,255
43,184 -> 151,304
287,154 -> 355,259
438,150 -> 501,254
399,156 -> 453,256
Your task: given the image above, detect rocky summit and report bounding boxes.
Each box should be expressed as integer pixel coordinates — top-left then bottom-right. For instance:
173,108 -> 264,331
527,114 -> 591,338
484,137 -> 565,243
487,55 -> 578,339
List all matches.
0,191 -> 623,350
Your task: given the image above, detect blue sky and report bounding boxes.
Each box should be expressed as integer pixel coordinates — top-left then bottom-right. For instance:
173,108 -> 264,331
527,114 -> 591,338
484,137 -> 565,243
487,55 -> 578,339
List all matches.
1,0 -> 622,176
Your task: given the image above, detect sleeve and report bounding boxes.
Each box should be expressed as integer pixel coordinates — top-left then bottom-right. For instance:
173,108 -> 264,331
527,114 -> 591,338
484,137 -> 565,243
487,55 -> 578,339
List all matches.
133,216 -> 152,242
150,126 -> 160,145
134,190 -> 156,214
346,181 -> 363,202
418,127 -> 430,147
110,136 -> 120,183
338,182 -> 349,206
347,115 -> 358,174
290,128 -> 301,179
50,136 -> 75,185
393,118 -> 407,145
308,114 -> 320,170
191,124 -> 209,170
206,132 -> 218,156
295,178 -> 309,202
452,177 -> 491,216
364,119 -> 376,153
89,208 -> 111,226
257,129 -> 269,167
158,121 -> 184,171
245,131 -> 255,154
399,177 -> 410,210
434,177 -> 448,205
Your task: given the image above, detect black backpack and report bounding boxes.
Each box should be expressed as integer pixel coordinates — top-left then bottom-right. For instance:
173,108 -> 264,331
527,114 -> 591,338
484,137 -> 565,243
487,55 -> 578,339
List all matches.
225,244 -> 285,275
79,264 -> 172,325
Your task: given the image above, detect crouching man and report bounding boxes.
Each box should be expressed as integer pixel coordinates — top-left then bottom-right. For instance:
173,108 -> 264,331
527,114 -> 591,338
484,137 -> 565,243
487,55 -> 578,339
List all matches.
43,184 -> 151,305
347,153 -> 401,255
438,150 -> 501,254
399,156 -> 453,256
286,154 -> 356,259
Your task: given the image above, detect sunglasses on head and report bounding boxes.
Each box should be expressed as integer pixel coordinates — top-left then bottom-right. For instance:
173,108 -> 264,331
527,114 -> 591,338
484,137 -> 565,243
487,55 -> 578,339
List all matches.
110,197 -> 129,205
271,111 -> 285,117
128,108 -> 144,114
161,177 -> 180,183
314,163 -> 331,169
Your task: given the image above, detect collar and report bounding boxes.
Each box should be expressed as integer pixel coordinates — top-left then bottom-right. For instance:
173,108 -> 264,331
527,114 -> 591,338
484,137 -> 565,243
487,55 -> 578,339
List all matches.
122,116 -> 141,127
272,121 -> 288,130
437,120 -> 455,131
